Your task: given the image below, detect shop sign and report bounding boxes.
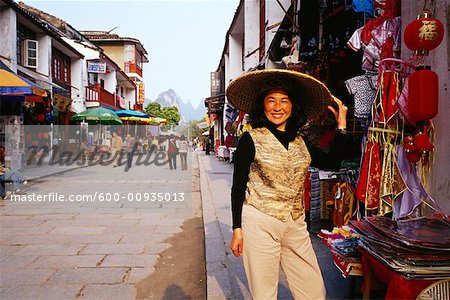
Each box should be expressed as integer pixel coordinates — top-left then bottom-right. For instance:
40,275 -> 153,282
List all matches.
138,82 -> 145,104
87,62 -> 107,74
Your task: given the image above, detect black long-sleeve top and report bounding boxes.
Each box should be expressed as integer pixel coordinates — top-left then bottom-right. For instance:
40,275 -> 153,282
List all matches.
231,125 -> 349,229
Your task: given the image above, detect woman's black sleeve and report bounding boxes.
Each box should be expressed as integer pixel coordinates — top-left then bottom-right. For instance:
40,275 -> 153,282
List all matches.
231,132 -> 255,229
305,131 -> 350,171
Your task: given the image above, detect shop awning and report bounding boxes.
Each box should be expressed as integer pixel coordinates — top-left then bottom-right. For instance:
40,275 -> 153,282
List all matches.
0,60 -> 48,97
120,116 -> 166,125
115,109 -> 149,117
205,94 -> 225,113
72,107 -> 122,125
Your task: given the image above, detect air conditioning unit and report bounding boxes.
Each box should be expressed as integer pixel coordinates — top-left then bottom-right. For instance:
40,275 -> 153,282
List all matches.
25,39 -> 38,68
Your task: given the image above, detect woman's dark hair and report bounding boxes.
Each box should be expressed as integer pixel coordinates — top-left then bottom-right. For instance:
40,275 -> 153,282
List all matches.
249,88 -> 306,135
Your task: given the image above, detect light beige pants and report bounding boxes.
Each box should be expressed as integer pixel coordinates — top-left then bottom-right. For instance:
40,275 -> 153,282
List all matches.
242,204 -> 326,300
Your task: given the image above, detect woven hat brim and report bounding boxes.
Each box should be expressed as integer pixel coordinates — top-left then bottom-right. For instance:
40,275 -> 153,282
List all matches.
225,69 -> 332,120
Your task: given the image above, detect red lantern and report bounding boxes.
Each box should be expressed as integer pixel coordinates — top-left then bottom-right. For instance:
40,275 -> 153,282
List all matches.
408,66 -> 438,123
405,151 -> 421,163
404,10 -> 444,56
413,132 -> 434,152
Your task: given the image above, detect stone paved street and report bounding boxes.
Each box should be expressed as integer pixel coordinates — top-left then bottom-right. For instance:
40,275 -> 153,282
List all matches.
1,150 -> 352,299
0,151 -> 199,299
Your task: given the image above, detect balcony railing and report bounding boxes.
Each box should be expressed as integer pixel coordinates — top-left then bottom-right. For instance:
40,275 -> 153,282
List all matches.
85,84 -> 116,108
124,62 -> 143,77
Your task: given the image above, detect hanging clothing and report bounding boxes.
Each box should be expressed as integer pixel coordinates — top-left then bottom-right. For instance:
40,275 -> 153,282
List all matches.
375,70 -> 400,125
379,142 -> 407,215
345,74 -> 378,118
356,141 -> 382,210
394,146 -> 428,219
348,27 -> 381,71
328,181 -> 355,227
397,76 -> 415,125
348,16 -> 401,72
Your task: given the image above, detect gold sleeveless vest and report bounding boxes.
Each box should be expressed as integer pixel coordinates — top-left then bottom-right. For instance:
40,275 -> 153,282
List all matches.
245,127 -> 311,222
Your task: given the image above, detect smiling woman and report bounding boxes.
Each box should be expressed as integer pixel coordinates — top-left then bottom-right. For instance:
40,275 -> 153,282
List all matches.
225,69 -> 350,299
262,88 -> 292,131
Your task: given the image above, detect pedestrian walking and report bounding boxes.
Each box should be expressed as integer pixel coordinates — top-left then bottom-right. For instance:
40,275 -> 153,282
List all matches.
125,133 -> 136,169
110,131 -> 123,167
227,69 -> 349,299
166,134 -> 178,170
205,139 -> 211,155
179,134 -> 188,170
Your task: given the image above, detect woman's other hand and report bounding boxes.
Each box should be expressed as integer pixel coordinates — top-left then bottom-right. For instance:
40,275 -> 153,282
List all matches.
327,96 -> 348,130
230,228 -> 244,257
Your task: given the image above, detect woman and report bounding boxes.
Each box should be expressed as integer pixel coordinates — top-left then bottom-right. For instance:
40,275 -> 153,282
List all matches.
227,69 -> 348,299
178,134 -> 189,171
166,134 -> 178,170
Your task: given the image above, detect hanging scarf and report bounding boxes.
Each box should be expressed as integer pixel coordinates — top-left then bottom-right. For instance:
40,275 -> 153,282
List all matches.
394,146 -> 428,219
356,141 -> 382,211
380,142 -> 407,215
375,70 -> 400,125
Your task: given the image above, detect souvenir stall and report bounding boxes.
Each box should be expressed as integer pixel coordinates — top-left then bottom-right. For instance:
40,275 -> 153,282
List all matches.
0,60 -> 49,169
318,0 -> 449,298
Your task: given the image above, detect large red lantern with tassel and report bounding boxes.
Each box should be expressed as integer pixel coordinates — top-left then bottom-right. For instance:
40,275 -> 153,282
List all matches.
408,65 -> 439,123
404,9 -> 444,56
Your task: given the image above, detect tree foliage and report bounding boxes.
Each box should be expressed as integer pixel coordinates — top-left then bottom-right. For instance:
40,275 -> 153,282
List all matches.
180,118 -> 206,139
161,106 -> 180,125
144,102 -> 180,125
145,102 -> 162,117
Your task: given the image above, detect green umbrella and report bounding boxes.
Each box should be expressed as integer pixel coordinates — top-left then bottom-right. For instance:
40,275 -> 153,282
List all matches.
71,107 -> 123,125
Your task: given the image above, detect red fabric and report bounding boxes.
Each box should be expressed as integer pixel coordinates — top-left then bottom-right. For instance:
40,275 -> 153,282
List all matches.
361,250 -> 437,299
361,16 -> 386,46
378,71 -> 399,124
356,141 -> 382,210
380,37 -> 394,60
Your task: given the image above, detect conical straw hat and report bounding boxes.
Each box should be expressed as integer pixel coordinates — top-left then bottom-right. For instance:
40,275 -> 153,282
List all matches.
226,69 -> 332,120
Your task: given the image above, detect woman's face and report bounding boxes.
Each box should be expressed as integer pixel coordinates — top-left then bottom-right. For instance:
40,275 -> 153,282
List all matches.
263,89 -> 292,131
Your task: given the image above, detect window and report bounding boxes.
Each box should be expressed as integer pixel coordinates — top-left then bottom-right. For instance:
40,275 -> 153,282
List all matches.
16,23 -> 36,67
52,48 -> 71,84
25,40 -> 38,68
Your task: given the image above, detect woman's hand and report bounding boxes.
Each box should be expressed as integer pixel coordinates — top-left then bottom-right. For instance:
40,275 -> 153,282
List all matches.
230,228 -> 243,257
327,96 -> 348,130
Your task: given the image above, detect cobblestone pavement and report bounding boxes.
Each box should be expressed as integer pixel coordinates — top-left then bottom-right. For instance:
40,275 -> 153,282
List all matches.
0,151 -> 199,299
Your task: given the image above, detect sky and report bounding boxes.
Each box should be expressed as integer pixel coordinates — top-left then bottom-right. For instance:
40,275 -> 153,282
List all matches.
23,0 -> 239,108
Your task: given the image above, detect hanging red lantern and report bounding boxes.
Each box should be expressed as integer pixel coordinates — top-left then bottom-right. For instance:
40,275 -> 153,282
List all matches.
405,151 -> 421,163
404,9 -> 444,56
413,131 -> 434,153
407,65 -> 438,123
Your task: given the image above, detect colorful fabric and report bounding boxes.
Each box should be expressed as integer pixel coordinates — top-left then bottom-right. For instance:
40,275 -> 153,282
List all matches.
345,75 -> 378,118
329,182 -> 355,226
245,127 -> 311,223
356,141 -> 382,210
380,142 -> 407,214
394,146 -> 428,219
352,0 -> 374,15
376,70 -> 400,124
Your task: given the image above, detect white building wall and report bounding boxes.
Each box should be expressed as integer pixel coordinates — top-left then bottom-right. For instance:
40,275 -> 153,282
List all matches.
70,58 -> 84,112
402,0 -> 450,212
265,0 -> 290,56
228,33 -> 244,82
244,0 -> 259,71
0,6 -> 17,70
124,87 -> 134,105
36,34 -> 50,77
